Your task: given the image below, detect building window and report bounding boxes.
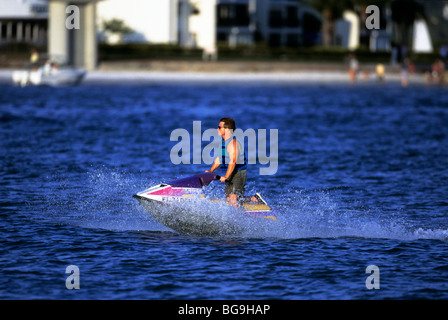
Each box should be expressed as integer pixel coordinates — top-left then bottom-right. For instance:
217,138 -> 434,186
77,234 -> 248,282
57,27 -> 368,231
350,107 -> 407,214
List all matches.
286,6 -> 299,27
269,10 -> 283,28
217,4 -> 249,27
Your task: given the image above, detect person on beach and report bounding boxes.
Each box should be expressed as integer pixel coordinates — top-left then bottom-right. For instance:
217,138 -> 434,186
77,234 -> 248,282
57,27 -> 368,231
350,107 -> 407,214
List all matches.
432,59 -> 445,86
376,63 -> 385,82
30,48 -> 39,67
205,117 -> 258,207
348,53 -> 359,83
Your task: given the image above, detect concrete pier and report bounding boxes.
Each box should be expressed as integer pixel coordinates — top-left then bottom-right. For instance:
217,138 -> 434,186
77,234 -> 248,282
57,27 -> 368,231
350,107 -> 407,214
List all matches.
46,0 -> 100,70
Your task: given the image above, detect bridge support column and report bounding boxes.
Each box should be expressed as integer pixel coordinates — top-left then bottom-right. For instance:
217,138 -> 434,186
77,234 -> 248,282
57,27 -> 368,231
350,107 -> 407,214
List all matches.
47,0 -> 100,70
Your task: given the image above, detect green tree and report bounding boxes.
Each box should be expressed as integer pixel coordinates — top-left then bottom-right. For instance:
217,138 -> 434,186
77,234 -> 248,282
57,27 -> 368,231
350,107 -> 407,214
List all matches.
102,18 -> 133,35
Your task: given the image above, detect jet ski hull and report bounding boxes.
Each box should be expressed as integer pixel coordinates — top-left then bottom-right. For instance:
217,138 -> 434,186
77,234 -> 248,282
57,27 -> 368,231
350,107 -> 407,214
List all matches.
134,196 -> 244,236
133,173 -> 277,236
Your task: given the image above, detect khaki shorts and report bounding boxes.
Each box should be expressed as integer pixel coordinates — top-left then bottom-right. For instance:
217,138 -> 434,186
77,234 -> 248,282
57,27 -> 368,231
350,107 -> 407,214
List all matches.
225,170 -> 247,198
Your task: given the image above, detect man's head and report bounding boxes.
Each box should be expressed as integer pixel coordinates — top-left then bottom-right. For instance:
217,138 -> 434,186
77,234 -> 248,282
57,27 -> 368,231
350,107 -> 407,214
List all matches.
218,117 -> 236,138
220,117 -> 236,130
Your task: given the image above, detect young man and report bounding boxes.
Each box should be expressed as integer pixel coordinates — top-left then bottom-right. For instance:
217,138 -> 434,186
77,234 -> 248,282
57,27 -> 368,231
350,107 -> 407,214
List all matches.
206,117 -> 248,206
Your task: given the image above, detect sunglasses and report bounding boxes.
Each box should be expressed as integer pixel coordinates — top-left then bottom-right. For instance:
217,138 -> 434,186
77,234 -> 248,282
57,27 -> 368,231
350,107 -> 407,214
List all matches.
218,126 -> 226,129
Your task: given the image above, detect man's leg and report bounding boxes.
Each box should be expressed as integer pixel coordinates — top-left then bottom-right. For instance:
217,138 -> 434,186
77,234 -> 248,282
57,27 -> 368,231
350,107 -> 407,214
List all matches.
225,170 -> 246,207
228,194 -> 239,207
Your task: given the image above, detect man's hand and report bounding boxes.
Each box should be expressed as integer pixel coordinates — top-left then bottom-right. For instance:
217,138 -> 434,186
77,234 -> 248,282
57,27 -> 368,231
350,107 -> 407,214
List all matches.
220,176 -> 227,182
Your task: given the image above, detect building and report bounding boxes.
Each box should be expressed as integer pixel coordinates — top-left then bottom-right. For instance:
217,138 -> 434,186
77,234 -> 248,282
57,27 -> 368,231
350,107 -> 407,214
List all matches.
0,0 -> 48,46
252,0 -> 322,48
214,0 -> 254,47
97,0 -> 322,49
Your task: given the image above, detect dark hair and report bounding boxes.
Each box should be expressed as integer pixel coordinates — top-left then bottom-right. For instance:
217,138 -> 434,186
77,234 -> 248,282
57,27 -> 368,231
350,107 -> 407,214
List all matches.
220,117 -> 236,130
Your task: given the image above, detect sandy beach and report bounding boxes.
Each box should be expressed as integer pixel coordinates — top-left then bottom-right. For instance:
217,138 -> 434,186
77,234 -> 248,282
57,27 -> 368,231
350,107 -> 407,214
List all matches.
85,70 -> 356,84
0,59 -> 424,85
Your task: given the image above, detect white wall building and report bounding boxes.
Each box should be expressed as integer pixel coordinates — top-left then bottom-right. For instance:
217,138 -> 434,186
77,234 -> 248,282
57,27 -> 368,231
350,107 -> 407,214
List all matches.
412,19 -> 433,53
97,0 -> 190,44
0,0 -> 48,45
189,0 -> 217,57
0,0 -> 47,17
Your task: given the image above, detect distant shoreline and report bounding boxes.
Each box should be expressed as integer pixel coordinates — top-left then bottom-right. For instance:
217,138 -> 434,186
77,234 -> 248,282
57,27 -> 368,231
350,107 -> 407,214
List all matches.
84,70 -> 407,85
0,69 -> 408,85
0,59 -> 427,85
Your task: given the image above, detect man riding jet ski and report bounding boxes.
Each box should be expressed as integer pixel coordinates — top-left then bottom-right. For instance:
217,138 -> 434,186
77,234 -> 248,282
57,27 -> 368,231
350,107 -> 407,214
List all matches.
134,117 -> 276,235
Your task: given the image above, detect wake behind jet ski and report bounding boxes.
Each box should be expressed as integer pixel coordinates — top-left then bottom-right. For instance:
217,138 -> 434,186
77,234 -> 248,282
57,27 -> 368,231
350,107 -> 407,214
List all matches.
133,172 -> 277,236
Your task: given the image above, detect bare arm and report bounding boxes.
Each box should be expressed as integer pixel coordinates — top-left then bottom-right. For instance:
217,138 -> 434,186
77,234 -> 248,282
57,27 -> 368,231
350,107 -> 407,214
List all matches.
206,156 -> 221,173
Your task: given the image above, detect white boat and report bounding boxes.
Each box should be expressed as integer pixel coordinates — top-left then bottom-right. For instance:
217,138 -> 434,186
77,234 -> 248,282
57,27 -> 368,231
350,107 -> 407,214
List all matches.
12,65 -> 86,86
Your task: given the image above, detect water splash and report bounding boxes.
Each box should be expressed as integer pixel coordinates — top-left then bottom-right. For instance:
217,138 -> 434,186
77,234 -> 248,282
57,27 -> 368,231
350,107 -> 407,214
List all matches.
43,168 -> 448,241
42,167 -> 167,231
258,188 -> 448,241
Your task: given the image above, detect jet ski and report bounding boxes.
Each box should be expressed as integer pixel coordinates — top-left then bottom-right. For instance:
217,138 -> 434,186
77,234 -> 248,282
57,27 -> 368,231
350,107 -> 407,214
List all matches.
133,172 -> 277,236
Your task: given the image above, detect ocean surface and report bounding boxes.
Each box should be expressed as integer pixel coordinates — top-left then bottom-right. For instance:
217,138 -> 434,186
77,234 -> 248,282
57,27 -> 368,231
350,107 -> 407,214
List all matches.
1,78 -> 448,300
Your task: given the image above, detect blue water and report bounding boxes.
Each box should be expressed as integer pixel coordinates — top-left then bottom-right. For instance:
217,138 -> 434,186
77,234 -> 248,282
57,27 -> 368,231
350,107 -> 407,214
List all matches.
1,80 -> 448,300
